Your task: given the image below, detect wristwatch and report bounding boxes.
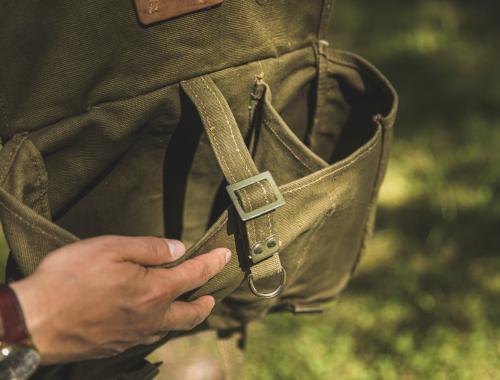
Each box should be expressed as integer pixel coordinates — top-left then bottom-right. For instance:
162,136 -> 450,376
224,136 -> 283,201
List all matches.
0,284 -> 40,380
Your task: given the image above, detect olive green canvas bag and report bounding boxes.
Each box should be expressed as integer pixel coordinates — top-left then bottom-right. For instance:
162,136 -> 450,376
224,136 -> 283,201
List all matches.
0,0 -> 397,378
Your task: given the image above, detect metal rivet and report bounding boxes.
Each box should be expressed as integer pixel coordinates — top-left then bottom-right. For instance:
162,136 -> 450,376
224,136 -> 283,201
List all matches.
253,244 -> 264,255
266,237 -> 277,249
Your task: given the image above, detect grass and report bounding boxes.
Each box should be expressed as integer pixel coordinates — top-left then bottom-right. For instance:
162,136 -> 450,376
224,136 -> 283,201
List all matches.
242,1 -> 500,378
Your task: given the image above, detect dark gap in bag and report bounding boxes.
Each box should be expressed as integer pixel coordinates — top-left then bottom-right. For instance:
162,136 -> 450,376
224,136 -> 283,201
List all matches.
280,81 -> 316,145
163,92 -> 204,240
328,72 -> 389,163
328,77 -> 378,163
281,61 -> 392,165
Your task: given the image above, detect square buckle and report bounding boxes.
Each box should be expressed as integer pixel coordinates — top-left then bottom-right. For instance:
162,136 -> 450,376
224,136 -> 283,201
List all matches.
226,171 -> 285,221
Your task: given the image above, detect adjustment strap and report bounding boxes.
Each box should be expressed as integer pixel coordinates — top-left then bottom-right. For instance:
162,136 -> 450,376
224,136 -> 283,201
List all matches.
180,76 -> 285,289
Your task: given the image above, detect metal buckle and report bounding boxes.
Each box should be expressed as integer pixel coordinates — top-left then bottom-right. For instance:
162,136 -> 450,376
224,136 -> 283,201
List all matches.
247,268 -> 286,299
226,171 -> 285,222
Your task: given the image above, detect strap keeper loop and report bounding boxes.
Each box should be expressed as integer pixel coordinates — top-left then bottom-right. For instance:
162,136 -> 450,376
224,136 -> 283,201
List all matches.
226,171 -> 285,222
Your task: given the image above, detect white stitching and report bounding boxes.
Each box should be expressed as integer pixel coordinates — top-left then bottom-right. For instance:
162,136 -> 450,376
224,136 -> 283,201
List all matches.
217,78 -> 271,237
200,76 -> 252,177
0,197 -> 69,245
186,137 -> 379,258
283,137 -> 379,195
200,77 -> 271,241
185,83 -> 237,183
186,80 -> 257,242
263,118 -> 318,172
201,77 -> 272,241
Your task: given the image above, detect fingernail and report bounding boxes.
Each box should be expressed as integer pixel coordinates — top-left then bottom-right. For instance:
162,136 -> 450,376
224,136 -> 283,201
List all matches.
208,296 -> 216,308
223,249 -> 231,264
165,239 -> 185,260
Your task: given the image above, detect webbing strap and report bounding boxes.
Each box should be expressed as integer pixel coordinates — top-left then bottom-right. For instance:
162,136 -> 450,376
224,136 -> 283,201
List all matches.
248,253 -> 281,281
180,76 -> 284,291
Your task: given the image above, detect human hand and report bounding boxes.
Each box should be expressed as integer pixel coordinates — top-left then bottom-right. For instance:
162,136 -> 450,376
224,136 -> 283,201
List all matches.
10,235 -> 230,364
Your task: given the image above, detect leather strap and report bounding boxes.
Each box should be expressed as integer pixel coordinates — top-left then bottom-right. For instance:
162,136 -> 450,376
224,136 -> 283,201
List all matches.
0,284 -> 29,344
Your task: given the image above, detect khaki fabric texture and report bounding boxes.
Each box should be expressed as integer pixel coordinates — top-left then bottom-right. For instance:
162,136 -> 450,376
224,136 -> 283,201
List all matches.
0,0 -> 398,379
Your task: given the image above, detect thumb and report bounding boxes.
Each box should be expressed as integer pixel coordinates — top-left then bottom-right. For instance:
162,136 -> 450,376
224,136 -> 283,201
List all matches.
114,236 -> 186,266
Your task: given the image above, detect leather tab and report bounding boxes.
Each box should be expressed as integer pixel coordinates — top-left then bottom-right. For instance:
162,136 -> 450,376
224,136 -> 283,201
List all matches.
134,0 -> 224,25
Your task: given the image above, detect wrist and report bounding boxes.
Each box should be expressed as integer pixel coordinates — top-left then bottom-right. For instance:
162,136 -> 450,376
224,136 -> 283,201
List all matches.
11,277 -> 68,365
0,282 -> 41,380
9,279 -> 44,346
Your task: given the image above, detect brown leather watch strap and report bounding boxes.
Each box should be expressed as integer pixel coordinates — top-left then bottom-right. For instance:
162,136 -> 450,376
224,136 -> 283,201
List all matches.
0,284 -> 29,344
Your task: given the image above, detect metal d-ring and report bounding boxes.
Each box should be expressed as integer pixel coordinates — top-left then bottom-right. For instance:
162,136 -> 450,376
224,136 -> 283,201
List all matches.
247,268 -> 286,299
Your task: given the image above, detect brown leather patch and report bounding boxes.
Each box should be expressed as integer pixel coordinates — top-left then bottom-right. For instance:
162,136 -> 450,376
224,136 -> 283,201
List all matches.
134,0 -> 224,25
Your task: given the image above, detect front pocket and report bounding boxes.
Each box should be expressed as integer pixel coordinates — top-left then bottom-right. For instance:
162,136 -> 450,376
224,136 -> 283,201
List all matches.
0,134 -> 78,279
222,121 -> 384,317
218,48 -> 397,315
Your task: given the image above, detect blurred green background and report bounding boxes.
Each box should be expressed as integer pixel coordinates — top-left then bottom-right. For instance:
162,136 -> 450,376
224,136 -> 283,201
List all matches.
243,1 -> 500,379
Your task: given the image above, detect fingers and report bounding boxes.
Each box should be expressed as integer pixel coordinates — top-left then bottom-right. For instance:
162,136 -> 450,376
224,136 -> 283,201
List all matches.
112,236 -> 186,266
163,296 -> 216,330
159,248 -> 231,298
140,334 -> 167,346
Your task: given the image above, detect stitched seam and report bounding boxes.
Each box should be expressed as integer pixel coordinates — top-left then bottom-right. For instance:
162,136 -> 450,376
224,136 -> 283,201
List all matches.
263,119 -> 317,172
0,148 -> 15,183
186,84 -> 236,183
199,77 -> 261,242
186,80 -> 256,242
294,214 -> 328,280
28,147 -> 43,210
0,197 -> 67,245
188,136 -> 378,257
27,142 -> 50,218
284,136 -> 379,195
0,136 -> 27,186
200,76 -> 252,177
205,76 -> 272,239
200,76 -> 269,241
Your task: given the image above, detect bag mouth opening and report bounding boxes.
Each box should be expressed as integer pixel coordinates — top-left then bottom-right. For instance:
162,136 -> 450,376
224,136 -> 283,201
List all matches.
278,48 -> 395,166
